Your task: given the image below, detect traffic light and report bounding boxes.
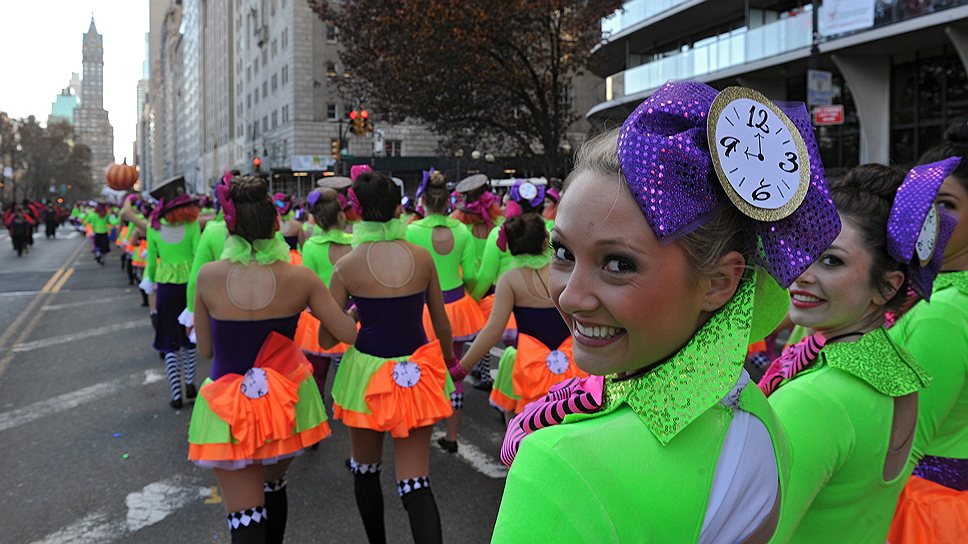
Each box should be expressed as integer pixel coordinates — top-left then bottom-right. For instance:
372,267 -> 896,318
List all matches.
331,139 -> 340,160
253,156 -> 262,172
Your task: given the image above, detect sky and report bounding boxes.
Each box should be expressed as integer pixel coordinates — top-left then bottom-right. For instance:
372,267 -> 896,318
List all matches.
0,1 -> 149,164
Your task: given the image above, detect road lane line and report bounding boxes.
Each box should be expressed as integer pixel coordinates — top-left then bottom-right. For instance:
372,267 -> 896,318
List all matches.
49,267 -> 74,292
0,290 -> 43,298
11,320 -> 149,353
28,477 -> 213,544
40,267 -> 65,293
432,429 -> 508,479
42,293 -> 131,310
0,370 -> 160,433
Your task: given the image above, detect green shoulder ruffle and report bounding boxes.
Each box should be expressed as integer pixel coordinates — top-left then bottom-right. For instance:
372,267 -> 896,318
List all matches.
155,261 -> 193,284
934,270 -> 968,296
221,235 -> 291,265
352,219 -> 407,247
413,215 -> 463,229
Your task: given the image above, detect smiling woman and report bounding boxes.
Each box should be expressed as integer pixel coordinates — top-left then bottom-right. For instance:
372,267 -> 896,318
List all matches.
491,80 -> 842,543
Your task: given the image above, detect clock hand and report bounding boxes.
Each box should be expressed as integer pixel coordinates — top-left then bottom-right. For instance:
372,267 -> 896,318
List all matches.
755,133 -> 765,161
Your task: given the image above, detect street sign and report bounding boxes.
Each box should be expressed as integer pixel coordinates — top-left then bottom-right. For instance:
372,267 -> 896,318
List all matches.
813,105 -> 845,126
807,69 -> 833,107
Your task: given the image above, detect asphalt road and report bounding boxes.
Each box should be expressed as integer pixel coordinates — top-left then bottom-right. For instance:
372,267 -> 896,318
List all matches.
0,226 -> 509,543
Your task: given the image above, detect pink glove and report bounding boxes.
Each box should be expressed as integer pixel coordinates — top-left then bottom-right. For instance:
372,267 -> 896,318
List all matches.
448,358 -> 469,382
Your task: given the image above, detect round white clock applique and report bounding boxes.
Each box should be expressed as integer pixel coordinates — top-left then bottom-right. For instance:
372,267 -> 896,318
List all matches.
916,205 -> 939,265
518,182 -> 539,201
546,350 -> 570,375
392,360 -> 422,388
707,87 -> 812,221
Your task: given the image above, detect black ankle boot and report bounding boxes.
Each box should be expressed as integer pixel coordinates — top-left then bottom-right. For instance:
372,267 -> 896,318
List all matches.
185,384 -> 198,400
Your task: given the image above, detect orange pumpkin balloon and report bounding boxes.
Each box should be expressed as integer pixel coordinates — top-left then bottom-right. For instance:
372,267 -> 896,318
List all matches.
106,160 -> 139,191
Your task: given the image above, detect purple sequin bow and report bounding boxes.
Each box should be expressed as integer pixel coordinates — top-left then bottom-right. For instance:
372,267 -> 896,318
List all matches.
500,375 -> 604,467
215,178 -> 238,232
509,179 -> 545,209
887,157 -> 961,300
617,81 -> 841,287
416,167 -> 435,200
306,189 -> 323,209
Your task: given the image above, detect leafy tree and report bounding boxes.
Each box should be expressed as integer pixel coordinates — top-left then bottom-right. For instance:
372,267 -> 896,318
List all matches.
1,115 -> 93,202
309,0 -> 621,174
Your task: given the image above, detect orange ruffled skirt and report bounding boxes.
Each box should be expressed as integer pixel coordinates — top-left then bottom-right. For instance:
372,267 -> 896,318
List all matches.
293,309 -> 351,356
479,294 -> 517,332
888,475 -> 968,543
422,290 -> 486,342
331,341 -> 455,438
188,332 -> 331,467
512,334 -> 586,411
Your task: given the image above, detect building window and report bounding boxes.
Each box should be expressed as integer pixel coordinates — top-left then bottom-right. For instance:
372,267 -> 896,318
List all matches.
272,110 -> 278,128
263,116 -> 268,132
326,61 -> 337,77
254,91 -> 259,105
281,65 -> 289,85
271,39 -> 277,58
326,25 -> 337,42
262,49 -> 268,66
327,103 -> 337,120
246,66 -> 251,81
271,74 -> 277,92
254,58 -> 259,74
282,28 -> 288,49
386,140 -> 402,157
262,81 -> 268,98
247,93 -> 251,109
282,105 -> 289,123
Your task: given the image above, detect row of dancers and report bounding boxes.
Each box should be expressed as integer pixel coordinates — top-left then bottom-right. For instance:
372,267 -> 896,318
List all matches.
99,79 -> 965,543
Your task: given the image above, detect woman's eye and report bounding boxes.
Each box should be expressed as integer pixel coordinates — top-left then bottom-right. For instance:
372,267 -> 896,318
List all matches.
820,255 -> 843,267
937,199 -> 957,211
604,257 -> 635,273
551,241 -> 573,262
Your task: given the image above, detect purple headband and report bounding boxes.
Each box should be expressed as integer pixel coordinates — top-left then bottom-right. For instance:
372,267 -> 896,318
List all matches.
887,157 -> 961,300
509,179 -> 546,209
307,189 -> 323,209
617,80 -> 840,287
215,180 -> 237,232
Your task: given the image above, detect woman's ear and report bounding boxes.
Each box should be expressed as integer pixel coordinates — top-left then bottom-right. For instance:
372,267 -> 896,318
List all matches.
701,251 -> 746,312
874,269 -> 906,305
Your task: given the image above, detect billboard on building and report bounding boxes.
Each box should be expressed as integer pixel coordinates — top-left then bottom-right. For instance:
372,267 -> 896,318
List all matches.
820,0 -> 875,37
291,155 -> 336,171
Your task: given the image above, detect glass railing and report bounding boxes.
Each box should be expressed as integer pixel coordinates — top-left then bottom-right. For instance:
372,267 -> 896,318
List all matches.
605,9 -> 812,101
601,0 -> 693,37
819,0 -> 968,39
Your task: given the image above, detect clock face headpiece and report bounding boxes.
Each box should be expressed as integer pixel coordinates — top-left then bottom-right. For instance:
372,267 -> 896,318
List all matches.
616,80 -> 841,288
886,156 -> 961,300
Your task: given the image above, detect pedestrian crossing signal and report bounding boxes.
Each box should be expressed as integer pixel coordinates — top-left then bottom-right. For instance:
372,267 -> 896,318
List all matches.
253,157 -> 262,172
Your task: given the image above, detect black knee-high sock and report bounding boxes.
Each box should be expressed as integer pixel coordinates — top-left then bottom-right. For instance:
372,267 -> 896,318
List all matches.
164,352 -> 181,401
263,478 -> 287,544
349,458 -> 385,544
227,505 -> 267,544
399,477 -> 442,544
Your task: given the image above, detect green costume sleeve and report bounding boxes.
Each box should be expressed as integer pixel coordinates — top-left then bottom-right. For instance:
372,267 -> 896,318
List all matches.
457,223 -> 478,288
145,227 -> 158,283
768,372 -> 855,539
186,222 -> 227,313
890,288 -> 968,457
470,227 -> 509,300
492,438 -> 610,542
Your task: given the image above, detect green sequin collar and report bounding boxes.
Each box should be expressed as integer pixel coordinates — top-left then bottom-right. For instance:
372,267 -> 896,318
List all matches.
221,235 -> 291,265
934,270 -> 968,296
510,247 -> 553,270
819,327 -> 931,396
308,228 -> 353,246
572,274 -> 756,445
351,219 -> 407,248
412,215 -> 463,229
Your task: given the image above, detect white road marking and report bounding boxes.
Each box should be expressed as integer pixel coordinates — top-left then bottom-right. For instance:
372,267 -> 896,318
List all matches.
0,290 -> 43,298
12,320 -> 148,352
42,292 -> 132,310
29,477 -> 212,544
0,370 -> 161,433
432,429 -> 508,479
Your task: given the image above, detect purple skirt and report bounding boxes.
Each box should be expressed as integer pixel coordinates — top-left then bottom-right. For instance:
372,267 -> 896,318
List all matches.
154,282 -> 195,352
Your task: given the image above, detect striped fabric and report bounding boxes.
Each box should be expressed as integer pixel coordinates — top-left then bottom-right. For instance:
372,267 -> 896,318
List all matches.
757,332 -> 826,397
500,375 -> 604,467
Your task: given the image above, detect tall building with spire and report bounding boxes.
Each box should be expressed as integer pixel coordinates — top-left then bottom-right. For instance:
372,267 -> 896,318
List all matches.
74,17 -> 115,176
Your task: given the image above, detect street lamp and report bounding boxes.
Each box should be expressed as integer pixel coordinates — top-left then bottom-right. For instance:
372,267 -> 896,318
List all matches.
471,150 -> 481,160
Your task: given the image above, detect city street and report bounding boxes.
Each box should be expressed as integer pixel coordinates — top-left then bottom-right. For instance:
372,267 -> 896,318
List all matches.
0,228 -> 507,543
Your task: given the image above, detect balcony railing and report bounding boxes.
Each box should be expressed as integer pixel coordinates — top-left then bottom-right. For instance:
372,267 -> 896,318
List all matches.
601,0 -> 693,37
606,9 -> 812,102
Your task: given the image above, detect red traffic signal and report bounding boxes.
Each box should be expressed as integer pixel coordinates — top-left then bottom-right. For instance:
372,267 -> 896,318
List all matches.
349,110 -> 358,120
360,110 -> 369,119
253,157 -> 262,169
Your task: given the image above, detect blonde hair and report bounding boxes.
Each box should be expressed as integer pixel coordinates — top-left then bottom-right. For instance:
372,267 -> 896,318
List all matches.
564,129 -> 752,281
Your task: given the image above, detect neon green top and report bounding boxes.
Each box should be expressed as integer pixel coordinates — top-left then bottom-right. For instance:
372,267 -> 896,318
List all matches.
83,212 -> 110,234
145,220 -> 201,285
889,271 -> 968,458
470,226 -> 513,300
405,215 -> 477,292
185,218 -> 228,312
70,208 -> 81,220
770,328 -> 931,543
493,276 -> 792,542
300,228 -> 353,286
